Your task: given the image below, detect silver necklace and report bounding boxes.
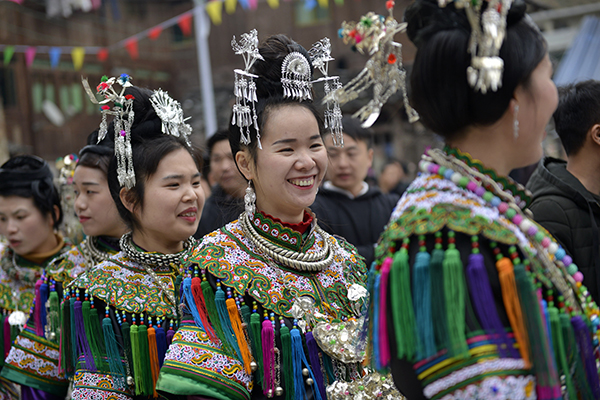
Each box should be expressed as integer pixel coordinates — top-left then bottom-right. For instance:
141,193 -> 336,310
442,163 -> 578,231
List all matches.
239,211 -> 334,272
81,237 -> 112,267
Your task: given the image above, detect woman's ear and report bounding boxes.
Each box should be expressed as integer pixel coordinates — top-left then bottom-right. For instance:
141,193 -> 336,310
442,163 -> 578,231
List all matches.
52,205 -> 60,226
119,188 -> 136,214
235,149 -> 255,181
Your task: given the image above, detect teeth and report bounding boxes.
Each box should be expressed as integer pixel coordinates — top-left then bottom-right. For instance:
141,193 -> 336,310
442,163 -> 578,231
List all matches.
180,212 -> 195,217
289,178 -> 314,187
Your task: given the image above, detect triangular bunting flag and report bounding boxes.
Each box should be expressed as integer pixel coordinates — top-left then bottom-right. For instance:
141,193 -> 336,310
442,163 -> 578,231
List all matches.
205,1 -> 223,25
148,26 -> 163,40
249,0 -> 258,10
71,47 -> 85,71
267,0 -> 279,8
25,47 -> 37,68
317,0 -> 328,8
238,0 -> 249,10
334,0 -> 343,5
97,48 -> 109,62
3,46 -> 15,66
125,38 -> 139,60
225,0 -> 236,15
49,47 -> 61,69
304,0 -> 317,9
178,13 -> 193,37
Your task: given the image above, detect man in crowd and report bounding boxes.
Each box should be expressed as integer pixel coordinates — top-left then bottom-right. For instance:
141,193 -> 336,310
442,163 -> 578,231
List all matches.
311,117 -> 399,265
194,130 -> 246,239
528,80 -> 600,301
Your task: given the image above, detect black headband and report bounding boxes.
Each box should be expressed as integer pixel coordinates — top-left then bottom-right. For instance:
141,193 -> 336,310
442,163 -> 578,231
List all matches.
79,144 -> 114,158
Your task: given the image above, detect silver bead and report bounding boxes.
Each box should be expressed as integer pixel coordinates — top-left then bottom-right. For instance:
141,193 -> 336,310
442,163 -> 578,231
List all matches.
274,386 -> 284,396
306,378 -> 314,386
127,376 -> 134,386
48,332 -> 56,340
267,389 -> 273,398
302,367 -> 309,377
250,361 -> 258,372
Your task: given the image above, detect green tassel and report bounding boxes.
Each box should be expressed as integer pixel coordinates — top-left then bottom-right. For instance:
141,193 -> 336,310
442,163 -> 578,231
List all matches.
130,323 -> 145,395
121,321 -> 134,385
90,308 -> 106,354
69,297 -> 77,370
548,304 -> 575,398
59,299 -> 72,375
201,280 -> 233,356
48,291 -> 60,343
241,304 -> 251,327
322,353 -> 335,383
561,313 -> 594,400
442,244 -> 469,359
390,246 -> 417,361
138,324 -> 154,396
430,247 -> 448,350
102,315 -> 125,388
280,325 -> 294,400
250,312 -> 263,387
82,300 -> 104,368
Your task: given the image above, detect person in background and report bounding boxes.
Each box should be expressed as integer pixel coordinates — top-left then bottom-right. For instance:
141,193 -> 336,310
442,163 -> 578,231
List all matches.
527,79 -> 600,301
0,155 -> 70,399
311,116 -> 399,265
194,130 -> 246,239
379,158 -> 410,196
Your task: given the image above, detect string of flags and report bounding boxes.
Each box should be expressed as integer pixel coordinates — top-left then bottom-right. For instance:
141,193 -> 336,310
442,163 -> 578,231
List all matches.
0,0 -> 341,71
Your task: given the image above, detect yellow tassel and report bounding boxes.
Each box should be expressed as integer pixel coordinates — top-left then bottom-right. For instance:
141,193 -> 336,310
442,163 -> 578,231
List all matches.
496,257 -> 531,368
226,297 -> 253,374
147,325 -> 159,398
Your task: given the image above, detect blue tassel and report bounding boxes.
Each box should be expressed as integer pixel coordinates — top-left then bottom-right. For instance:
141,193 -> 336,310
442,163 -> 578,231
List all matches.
39,282 -> 49,334
183,277 -> 204,330
541,299 -> 553,352
294,329 -> 322,400
373,272 -> 381,370
413,251 -> 436,359
155,323 -> 167,368
102,313 -> 125,388
290,327 -> 306,400
215,284 -> 242,361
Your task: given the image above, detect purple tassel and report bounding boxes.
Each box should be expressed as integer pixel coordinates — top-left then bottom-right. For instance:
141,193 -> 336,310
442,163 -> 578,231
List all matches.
3,317 -> 11,358
74,300 -> 96,371
305,331 -> 326,400
465,253 -> 517,358
39,282 -> 49,336
571,315 -> 600,397
155,325 -> 167,367
34,279 -> 43,336
166,327 -> 175,346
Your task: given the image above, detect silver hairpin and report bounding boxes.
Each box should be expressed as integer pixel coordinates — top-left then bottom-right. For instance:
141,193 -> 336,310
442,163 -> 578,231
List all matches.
150,89 -> 193,146
281,52 -> 313,101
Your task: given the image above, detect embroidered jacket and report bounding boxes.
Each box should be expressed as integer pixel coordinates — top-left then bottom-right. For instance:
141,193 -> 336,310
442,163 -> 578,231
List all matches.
2,238 -> 118,399
61,246 -> 198,400
0,242 -> 70,400
369,148 -> 600,400
156,212 -> 370,400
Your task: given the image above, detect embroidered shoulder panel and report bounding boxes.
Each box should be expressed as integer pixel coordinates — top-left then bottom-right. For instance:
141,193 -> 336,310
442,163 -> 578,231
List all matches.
73,250 -> 193,319
376,174 -> 537,261
0,244 -> 41,312
45,245 -> 88,284
195,221 -> 368,320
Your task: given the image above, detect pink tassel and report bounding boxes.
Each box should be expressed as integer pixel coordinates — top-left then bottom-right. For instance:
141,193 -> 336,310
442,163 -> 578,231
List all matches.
378,258 -> 393,367
3,317 -> 11,358
261,319 -> 274,396
34,279 -> 43,336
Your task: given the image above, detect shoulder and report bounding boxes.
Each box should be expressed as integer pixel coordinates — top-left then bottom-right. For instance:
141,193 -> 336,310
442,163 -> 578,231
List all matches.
46,244 -> 87,283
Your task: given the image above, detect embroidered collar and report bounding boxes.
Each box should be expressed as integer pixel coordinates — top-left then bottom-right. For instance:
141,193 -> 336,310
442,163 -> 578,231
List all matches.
251,211 -> 315,252
444,146 -> 532,207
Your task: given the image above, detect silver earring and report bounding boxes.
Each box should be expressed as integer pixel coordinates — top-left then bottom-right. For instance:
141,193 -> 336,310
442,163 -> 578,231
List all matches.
513,104 -> 519,139
244,181 -> 256,216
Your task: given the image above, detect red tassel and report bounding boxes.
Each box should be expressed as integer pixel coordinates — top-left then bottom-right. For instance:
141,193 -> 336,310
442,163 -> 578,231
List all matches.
191,277 -> 217,341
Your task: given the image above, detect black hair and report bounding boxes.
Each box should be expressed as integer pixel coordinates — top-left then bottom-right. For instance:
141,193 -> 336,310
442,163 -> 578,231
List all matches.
104,86 -> 202,230
229,34 -> 324,174
207,130 -> 231,158
405,0 -> 547,141
553,80 -> 600,156
0,155 -> 63,229
77,130 -> 114,176
327,116 -> 373,148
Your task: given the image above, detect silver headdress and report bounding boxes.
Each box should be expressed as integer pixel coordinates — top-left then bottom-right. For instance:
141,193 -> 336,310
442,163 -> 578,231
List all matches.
83,74 -> 193,190
281,52 -> 313,101
325,7 -> 419,128
439,0 -> 513,93
231,29 -> 264,148
309,38 -> 344,147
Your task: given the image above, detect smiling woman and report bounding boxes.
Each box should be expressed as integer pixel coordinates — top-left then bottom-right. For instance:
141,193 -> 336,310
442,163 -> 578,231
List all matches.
56,81 -> 205,399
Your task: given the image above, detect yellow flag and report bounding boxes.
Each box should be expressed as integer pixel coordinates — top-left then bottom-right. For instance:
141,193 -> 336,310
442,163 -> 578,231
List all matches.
267,0 -> 279,9
225,0 -> 236,14
205,1 -> 223,25
71,47 -> 85,71
318,0 -> 328,8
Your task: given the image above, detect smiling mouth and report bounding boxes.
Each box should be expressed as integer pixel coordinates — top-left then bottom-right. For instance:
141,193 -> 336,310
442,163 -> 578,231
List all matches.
288,177 -> 315,187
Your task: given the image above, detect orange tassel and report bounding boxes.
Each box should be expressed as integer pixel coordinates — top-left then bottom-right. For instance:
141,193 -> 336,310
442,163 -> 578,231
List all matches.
192,277 -> 217,341
147,324 -> 160,398
226,297 -> 253,374
496,257 -> 531,368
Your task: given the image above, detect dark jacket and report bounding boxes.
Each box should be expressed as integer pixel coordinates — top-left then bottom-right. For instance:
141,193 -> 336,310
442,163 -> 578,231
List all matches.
527,157 -> 600,301
310,183 -> 399,266
194,185 -> 244,240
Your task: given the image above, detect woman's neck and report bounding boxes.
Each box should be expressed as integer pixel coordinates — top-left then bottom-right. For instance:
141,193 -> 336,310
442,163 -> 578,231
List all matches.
255,202 -> 304,224
131,231 -> 183,254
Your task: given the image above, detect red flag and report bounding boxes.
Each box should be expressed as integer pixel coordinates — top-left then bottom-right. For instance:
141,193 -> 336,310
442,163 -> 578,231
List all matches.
178,13 -> 193,37
25,47 -> 36,68
148,26 -> 163,40
97,48 -> 109,62
125,38 -> 139,60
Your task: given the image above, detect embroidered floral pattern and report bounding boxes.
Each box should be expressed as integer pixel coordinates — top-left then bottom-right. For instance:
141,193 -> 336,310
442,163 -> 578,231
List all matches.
438,375 -> 536,400
45,245 -> 89,283
252,212 -> 314,251
73,369 -> 131,399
